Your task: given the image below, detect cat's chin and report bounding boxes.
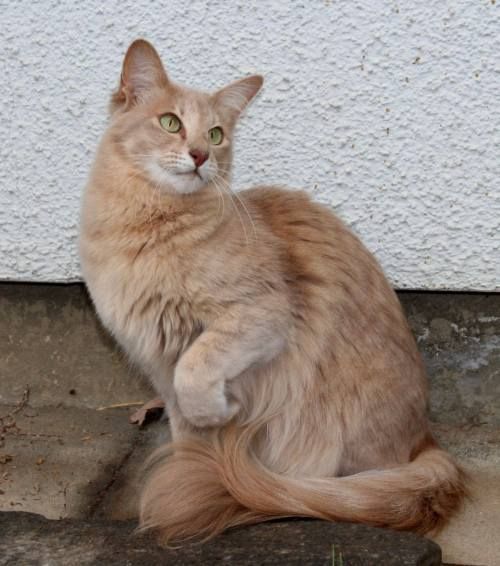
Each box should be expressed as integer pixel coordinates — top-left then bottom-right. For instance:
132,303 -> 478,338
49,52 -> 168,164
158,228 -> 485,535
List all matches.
144,162 -> 207,195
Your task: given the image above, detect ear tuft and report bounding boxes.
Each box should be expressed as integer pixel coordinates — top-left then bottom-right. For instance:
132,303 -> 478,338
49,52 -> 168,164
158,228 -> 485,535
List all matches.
213,75 -> 263,120
110,39 -> 169,113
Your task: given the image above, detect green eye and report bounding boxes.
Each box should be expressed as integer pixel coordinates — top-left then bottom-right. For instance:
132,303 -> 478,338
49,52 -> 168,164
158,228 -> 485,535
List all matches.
159,113 -> 182,133
209,126 -> 224,145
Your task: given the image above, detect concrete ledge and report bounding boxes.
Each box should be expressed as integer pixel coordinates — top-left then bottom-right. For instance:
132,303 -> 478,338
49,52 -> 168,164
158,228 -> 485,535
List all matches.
1,284 -> 498,426
0,512 -> 442,566
0,283 -> 153,409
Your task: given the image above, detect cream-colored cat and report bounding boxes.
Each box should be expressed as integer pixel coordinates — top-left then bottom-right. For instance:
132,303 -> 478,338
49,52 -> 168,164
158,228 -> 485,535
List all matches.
79,39 -> 466,543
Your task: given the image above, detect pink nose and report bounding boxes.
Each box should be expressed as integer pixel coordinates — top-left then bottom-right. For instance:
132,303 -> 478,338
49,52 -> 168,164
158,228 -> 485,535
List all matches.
189,149 -> 209,168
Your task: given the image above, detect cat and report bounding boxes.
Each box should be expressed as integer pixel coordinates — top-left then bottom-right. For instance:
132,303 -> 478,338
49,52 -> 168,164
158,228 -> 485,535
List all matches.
79,39 -> 466,543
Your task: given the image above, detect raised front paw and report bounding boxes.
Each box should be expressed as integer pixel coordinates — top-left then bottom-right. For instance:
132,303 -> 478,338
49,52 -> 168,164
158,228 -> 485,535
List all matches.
174,367 -> 239,428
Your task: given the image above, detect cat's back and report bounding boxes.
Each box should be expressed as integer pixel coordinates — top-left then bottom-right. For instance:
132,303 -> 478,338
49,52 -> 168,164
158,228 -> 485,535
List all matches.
242,185 -> 357,244
242,184 -> 407,316
241,185 -> 380,281
241,185 -> 419,367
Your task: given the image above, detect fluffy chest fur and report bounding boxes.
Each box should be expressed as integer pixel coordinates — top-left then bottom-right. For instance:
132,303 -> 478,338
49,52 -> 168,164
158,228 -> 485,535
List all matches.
80,205 -> 206,371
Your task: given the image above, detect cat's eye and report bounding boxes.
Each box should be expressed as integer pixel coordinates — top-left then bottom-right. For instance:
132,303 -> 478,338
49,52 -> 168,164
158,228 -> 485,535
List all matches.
159,113 -> 182,133
209,126 -> 224,145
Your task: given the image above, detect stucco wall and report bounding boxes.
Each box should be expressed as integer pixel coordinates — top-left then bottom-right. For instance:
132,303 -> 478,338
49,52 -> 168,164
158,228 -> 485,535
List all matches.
0,1 -> 498,290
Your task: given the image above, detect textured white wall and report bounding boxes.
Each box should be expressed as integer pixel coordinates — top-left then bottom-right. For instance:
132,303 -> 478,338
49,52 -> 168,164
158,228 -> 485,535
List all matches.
0,0 -> 498,290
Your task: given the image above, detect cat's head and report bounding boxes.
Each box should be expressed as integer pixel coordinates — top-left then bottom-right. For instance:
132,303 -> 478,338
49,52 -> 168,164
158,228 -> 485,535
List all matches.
108,39 -> 263,195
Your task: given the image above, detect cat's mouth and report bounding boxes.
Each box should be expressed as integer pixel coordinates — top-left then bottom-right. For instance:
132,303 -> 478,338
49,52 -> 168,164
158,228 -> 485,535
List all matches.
178,169 -> 202,179
143,159 -> 210,195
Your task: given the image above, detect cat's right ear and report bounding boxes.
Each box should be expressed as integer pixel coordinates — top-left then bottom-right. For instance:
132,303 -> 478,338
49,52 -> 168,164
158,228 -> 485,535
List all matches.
213,75 -> 264,123
110,39 -> 169,113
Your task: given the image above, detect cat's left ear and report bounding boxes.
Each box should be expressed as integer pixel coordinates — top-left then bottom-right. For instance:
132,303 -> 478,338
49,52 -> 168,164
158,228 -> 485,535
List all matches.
213,75 -> 263,121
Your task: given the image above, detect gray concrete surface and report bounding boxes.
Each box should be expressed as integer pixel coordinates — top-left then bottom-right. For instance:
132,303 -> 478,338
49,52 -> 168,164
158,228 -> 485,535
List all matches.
1,284 -> 499,565
401,293 -> 500,427
0,284 -> 153,409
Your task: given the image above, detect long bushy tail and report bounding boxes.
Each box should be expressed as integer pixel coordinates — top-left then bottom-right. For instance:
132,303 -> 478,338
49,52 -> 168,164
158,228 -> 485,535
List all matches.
139,425 -> 467,544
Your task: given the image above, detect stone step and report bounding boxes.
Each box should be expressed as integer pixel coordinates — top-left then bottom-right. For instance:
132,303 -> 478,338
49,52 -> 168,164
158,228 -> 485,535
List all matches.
0,511 -> 442,566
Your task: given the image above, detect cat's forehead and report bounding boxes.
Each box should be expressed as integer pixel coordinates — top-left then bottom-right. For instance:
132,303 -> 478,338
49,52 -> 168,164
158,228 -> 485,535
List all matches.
153,84 -> 218,124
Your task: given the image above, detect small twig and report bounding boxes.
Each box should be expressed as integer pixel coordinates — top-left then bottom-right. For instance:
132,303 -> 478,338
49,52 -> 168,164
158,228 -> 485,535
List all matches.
0,386 -> 30,422
96,401 -> 145,411
0,385 -> 30,448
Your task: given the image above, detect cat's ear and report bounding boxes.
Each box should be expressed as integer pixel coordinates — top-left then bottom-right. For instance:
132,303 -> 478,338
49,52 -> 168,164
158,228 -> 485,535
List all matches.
110,39 -> 169,113
213,75 -> 263,121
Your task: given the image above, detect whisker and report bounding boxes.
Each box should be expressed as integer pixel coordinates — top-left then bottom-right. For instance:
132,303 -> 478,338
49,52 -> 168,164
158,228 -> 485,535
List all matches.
211,177 -> 226,224
215,172 -> 257,243
212,176 -> 249,245
230,188 -> 258,243
212,176 -> 249,246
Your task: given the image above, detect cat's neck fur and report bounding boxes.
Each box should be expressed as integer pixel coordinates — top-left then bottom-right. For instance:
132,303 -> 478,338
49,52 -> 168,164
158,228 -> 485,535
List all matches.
84,131 -> 233,251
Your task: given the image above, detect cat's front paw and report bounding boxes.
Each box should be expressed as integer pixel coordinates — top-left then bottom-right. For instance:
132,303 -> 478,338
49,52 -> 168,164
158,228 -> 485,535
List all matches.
174,367 -> 239,428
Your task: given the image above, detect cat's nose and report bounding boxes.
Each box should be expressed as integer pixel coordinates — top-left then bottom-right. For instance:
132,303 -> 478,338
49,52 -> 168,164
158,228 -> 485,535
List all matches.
189,149 -> 209,168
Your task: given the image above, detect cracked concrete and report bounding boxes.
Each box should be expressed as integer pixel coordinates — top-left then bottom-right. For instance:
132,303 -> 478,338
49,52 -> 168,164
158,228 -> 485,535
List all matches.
92,420 -> 168,521
0,284 -> 499,565
0,405 -> 141,519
